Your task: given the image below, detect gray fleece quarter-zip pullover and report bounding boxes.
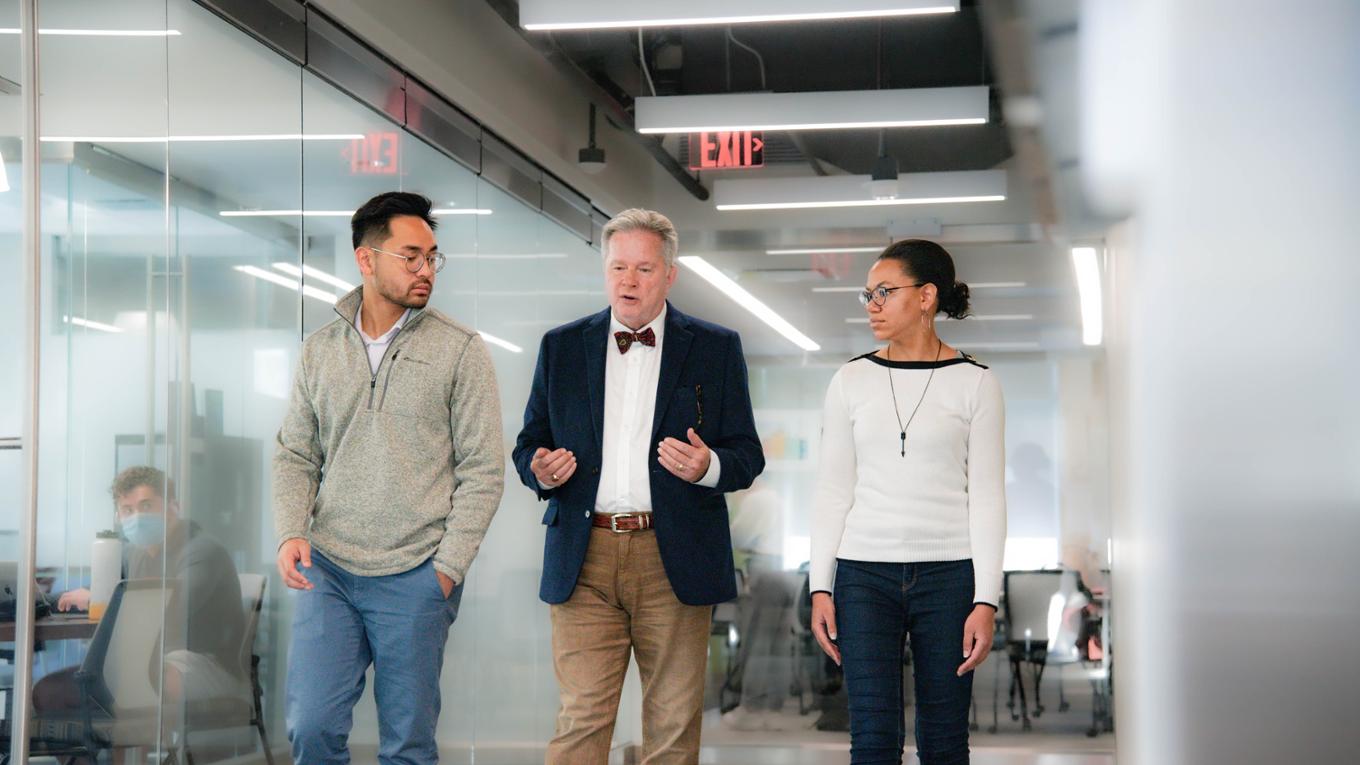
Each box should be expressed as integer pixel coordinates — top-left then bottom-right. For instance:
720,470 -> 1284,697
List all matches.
272,287 -> 505,585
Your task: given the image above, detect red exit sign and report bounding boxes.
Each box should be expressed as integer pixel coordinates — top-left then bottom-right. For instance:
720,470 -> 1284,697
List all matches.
689,131 -> 765,170
342,132 -> 400,175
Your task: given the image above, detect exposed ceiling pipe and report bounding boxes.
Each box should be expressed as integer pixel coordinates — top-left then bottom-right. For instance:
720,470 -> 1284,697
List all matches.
485,0 -> 710,201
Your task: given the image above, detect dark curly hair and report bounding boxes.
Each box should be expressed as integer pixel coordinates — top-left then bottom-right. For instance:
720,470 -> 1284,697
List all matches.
110,465 -> 176,504
351,191 -> 437,250
876,238 -> 971,320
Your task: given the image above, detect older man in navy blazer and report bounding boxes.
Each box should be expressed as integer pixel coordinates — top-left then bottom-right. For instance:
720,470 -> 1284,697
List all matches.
514,209 -> 764,764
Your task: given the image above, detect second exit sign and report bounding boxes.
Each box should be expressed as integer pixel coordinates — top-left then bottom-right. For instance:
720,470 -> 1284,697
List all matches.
689,131 -> 765,170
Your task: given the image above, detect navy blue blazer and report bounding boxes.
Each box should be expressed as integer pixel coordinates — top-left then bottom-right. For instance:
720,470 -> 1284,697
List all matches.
513,303 -> 765,606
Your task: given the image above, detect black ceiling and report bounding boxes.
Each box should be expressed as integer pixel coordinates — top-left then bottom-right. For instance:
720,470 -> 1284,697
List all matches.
524,3 -> 1013,176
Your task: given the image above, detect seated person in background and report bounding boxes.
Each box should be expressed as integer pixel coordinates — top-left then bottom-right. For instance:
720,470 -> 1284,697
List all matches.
38,466 -> 246,709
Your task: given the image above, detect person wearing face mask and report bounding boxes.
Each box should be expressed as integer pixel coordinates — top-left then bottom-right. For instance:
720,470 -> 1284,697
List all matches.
514,209 -> 765,764
39,466 -> 246,709
809,240 -> 1006,765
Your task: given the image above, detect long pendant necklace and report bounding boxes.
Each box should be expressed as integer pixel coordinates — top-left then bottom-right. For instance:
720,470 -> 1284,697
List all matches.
887,337 -> 942,457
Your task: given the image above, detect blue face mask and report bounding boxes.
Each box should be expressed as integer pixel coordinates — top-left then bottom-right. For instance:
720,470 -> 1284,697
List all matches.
121,513 -> 166,547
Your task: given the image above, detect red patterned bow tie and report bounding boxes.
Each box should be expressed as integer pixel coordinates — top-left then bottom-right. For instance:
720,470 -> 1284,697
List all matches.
614,327 -> 656,354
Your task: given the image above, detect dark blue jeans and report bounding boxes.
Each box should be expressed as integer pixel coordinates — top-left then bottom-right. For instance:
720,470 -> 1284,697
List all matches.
286,551 -> 463,765
834,559 -> 975,765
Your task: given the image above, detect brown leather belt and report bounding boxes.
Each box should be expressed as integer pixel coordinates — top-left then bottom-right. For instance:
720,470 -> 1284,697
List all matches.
591,512 -> 654,532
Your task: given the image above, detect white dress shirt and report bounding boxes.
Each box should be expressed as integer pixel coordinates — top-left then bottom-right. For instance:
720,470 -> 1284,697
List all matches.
595,305 -> 721,515
354,304 -> 411,375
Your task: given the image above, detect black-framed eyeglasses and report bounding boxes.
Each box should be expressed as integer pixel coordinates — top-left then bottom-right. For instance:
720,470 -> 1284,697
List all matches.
858,282 -> 925,307
368,246 -> 446,274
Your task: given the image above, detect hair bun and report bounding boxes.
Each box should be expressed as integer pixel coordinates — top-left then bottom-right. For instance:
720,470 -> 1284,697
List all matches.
939,281 -> 971,320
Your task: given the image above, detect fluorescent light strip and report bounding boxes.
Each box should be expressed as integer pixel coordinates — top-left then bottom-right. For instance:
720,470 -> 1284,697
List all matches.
523,8 -> 955,31
636,86 -> 986,135
640,118 -> 983,134
718,195 -> 1005,211
1072,247 -> 1103,346
845,314 -> 1034,323
234,265 -> 338,305
221,208 -> 492,218
42,133 -> 362,143
953,342 -> 1042,351
63,315 -> 122,333
815,282 -> 1027,293
478,332 -> 523,353
678,256 -> 819,352
448,252 -> 567,260
0,28 -> 182,37
272,263 -> 356,293
769,247 -> 884,255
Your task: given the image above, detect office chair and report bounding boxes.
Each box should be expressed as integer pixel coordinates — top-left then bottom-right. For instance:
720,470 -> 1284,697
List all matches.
1000,569 -> 1090,731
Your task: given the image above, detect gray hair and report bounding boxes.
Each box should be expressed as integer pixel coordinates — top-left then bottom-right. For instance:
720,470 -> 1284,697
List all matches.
600,208 -> 679,269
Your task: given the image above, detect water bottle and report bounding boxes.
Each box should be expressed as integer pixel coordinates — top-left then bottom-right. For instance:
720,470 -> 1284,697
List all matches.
89,530 -> 122,621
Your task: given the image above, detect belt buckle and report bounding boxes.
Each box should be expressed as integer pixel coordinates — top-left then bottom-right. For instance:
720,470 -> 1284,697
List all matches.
610,513 -> 635,533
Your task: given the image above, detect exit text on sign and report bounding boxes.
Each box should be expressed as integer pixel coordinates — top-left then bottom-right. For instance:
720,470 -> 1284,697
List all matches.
689,131 -> 765,170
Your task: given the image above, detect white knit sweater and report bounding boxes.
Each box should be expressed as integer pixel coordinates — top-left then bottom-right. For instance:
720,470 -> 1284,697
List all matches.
809,351 -> 1007,606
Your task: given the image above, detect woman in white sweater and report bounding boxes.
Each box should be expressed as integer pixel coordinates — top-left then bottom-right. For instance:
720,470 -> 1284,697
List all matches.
810,239 -> 1006,764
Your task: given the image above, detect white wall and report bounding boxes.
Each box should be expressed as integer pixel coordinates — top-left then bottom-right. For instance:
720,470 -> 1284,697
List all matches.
1087,2 -> 1360,763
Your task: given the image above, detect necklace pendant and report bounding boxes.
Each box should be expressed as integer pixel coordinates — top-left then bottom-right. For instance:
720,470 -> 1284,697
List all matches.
900,431 -> 906,457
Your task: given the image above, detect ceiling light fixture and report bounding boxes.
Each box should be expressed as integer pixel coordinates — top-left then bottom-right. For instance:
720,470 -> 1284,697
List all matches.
63,316 -> 123,333
234,265 -> 339,305
220,208 -> 492,218
1072,247 -> 1103,346
845,314 -> 1033,323
0,28 -> 183,37
521,0 -> 957,31
578,104 -> 607,175
478,332 -> 523,353
635,86 -> 986,134
42,133 -> 362,143
715,170 -> 1005,212
870,133 -> 899,201
272,263 -> 356,293
969,281 -> 1028,289
768,247 -> 884,255
678,256 -> 820,351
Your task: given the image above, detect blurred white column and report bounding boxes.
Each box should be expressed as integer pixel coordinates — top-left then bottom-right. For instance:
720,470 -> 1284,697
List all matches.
1086,1 -> 1360,763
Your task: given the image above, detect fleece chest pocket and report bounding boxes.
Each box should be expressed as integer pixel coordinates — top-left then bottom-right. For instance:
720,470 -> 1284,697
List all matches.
379,355 -> 449,420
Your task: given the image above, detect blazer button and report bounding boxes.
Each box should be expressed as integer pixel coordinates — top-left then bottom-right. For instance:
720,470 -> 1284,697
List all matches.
592,467 -> 599,475
584,511 -> 591,518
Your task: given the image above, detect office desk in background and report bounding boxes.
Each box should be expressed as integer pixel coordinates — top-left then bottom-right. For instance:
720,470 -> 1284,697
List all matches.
0,614 -> 99,644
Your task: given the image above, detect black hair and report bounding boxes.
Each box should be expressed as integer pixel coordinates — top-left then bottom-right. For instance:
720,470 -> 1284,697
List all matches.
350,191 -> 437,250
876,238 -> 971,320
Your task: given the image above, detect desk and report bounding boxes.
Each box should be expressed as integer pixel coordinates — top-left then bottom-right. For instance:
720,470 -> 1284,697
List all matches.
0,614 -> 99,643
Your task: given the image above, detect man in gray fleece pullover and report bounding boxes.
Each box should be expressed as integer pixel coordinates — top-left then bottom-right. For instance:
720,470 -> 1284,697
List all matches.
272,192 -> 504,765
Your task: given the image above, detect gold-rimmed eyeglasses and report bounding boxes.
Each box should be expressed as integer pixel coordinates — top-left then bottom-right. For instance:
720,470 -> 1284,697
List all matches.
368,246 -> 446,274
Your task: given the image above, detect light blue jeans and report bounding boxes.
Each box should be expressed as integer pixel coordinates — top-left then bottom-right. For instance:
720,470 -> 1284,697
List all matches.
286,550 -> 463,765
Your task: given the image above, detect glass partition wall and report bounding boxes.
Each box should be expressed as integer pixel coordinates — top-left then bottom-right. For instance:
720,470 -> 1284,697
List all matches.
2,0 -> 605,761
2,1 -> 1114,762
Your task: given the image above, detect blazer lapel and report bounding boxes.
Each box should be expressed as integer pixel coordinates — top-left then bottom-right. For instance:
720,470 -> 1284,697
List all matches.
582,309 -> 610,449
651,303 -> 694,442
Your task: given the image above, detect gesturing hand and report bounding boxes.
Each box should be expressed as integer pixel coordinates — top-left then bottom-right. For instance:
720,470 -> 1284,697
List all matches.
658,428 -> 711,483
531,447 -> 576,489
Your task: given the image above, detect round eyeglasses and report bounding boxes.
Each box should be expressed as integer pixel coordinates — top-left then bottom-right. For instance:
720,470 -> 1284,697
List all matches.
858,282 -> 925,307
368,246 -> 446,274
